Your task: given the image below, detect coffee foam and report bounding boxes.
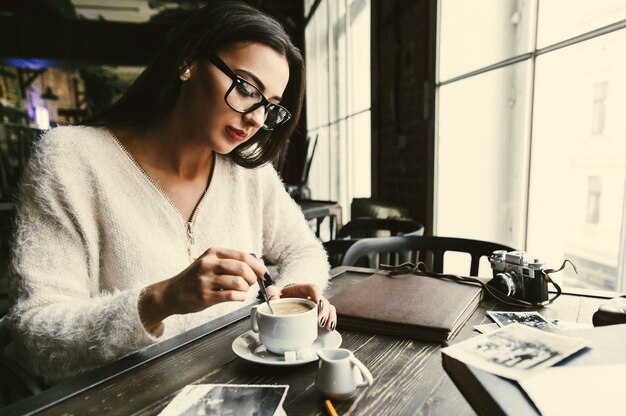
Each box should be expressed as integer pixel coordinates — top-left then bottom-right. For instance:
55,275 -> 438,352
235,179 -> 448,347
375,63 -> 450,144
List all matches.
263,301 -> 313,315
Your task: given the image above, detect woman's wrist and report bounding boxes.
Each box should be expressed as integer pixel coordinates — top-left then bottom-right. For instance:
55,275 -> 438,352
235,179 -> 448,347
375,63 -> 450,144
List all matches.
138,282 -> 168,337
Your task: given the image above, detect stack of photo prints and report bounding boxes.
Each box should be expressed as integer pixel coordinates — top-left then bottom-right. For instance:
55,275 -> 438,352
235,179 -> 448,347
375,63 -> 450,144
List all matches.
444,311 -> 592,380
443,310 -> 626,415
158,384 -> 288,416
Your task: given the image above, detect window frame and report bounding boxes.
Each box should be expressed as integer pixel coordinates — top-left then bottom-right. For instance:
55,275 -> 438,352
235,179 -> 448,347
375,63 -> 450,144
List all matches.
435,1 -> 626,292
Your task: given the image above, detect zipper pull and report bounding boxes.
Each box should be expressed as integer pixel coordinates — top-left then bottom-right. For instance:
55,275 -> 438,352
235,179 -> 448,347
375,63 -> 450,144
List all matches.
187,222 -> 197,261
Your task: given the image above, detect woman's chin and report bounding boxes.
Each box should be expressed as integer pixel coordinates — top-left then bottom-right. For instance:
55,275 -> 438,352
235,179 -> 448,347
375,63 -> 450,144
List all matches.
212,141 -> 240,155
209,133 -> 251,154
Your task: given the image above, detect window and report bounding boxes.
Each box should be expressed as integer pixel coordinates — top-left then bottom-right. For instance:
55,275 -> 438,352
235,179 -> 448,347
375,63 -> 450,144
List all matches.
437,0 -> 626,290
304,0 -> 371,217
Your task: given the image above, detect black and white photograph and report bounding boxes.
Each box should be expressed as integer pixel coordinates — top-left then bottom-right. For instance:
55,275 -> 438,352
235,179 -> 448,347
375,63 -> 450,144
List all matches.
488,311 -> 561,332
441,324 -> 589,381
473,323 -> 500,334
159,384 -> 288,416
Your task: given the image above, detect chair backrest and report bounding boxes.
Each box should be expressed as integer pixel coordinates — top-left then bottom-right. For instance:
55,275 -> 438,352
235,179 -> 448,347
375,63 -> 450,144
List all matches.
324,219 -> 425,267
282,134 -> 318,200
350,197 -> 411,220
300,134 -> 318,185
323,239 -> 358,268
341,235 -> 516,276
337,218 -> 424,239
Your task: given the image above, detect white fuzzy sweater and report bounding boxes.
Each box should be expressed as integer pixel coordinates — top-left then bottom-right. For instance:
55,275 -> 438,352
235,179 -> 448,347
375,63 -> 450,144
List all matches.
8,126 -> 329,383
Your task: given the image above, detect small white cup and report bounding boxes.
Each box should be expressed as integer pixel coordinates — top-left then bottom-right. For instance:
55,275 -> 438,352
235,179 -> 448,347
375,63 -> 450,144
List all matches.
250,298 -> 318,355
316,348 -> 374,401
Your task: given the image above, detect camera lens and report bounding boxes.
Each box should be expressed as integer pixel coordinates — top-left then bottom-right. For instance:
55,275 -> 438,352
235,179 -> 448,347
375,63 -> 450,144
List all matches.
490,272 -> 521,296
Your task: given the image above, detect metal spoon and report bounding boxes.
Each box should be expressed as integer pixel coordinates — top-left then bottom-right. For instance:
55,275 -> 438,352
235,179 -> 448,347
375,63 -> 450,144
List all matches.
251,253 -> 274,314
257,276 -> 275,315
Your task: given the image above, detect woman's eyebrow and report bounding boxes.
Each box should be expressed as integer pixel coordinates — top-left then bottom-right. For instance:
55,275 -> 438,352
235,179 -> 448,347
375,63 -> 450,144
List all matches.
238,69 -> 283,101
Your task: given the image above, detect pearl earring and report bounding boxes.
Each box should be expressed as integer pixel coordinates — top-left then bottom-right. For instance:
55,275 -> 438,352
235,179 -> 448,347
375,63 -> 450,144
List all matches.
179,68 -> 191,81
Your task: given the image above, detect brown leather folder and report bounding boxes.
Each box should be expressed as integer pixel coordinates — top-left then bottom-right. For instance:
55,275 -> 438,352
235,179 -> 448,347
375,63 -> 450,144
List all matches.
330,271 -> 483,342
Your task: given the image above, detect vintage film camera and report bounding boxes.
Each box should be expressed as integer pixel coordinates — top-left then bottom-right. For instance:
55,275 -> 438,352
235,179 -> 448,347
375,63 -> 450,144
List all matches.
488,250 -> 549,304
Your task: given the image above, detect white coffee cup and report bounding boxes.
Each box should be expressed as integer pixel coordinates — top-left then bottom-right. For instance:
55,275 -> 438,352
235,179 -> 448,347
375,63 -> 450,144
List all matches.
250,298 -> 318,355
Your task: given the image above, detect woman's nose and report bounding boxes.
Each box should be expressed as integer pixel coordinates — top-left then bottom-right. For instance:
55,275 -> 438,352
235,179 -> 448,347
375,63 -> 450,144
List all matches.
243,106 -> 266,128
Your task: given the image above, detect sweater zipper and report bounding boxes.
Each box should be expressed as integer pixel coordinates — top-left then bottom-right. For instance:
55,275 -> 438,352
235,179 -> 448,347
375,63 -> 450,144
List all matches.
109,130 -> 208,262
186,203 -> 207,261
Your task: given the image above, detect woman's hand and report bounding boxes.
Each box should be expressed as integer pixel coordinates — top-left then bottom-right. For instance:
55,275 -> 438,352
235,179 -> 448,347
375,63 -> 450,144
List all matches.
139,247 -> 268,336
265,283 -> 337,332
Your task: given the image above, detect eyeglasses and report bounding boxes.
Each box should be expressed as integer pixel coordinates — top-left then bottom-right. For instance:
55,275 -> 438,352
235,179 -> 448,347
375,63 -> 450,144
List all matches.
208,54 -> 291,131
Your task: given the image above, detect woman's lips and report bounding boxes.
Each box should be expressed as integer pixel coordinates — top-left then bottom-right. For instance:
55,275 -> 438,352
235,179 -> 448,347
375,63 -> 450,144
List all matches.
226,126 -> 247,143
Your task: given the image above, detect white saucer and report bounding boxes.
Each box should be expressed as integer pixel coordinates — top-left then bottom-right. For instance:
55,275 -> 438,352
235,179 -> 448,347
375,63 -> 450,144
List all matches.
232,329 -> 342,366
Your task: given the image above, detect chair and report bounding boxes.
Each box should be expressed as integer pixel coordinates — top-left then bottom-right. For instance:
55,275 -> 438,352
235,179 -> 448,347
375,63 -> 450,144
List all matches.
341,235 -> 515,276
0,316 -> 44,407
350,197 -> 411,221
323,218 -> 424,267
337,218 -> 424,239
283,134 -> 318,200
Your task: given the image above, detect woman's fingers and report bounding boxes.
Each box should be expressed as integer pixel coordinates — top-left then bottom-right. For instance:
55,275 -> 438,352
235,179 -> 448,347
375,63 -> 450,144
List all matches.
265,285 -> 282,300
278,283 -> 338,331
163,247 -> 271,316
326,304 -> 337,331
212,289 -> 248,302
210,274 -> 250,292
203,257 -> 257,287
207,247 -> 268,281
280,283 -> 323,302
316,297 -> 337,331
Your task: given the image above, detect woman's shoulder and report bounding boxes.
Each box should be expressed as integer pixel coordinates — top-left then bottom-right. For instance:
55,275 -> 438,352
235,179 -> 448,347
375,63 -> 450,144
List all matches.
37,125 -> 110,150
28,126 -> 113,174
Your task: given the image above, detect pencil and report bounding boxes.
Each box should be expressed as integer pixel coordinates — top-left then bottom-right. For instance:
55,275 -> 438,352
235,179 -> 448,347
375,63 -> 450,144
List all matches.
324,399 -> 338,416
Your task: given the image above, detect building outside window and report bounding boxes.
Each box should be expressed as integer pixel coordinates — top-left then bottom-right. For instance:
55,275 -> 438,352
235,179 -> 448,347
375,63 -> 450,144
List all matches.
592,81 -> 607,135
586,176 -> 601,225
436,0 -> 626,290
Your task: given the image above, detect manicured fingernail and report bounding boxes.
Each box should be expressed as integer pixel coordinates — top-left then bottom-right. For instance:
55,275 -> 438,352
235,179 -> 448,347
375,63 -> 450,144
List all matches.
318,299 -> 324,310
319,317 -> 327,327
330,321 -> 336,331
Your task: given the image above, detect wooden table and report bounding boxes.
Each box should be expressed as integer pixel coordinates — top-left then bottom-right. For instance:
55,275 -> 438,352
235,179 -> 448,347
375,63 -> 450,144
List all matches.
3,267 -> 611,416
296,199 -> 343,240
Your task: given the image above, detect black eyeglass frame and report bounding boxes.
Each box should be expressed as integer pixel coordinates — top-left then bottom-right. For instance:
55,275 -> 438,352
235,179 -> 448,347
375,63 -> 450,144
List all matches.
207,54 -> 291,131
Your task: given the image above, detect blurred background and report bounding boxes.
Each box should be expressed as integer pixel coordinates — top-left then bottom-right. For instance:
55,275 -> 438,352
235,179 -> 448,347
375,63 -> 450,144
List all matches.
1,0 -> 626,300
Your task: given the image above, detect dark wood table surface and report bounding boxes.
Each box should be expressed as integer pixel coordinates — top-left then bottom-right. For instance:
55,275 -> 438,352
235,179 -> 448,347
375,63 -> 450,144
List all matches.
4,267 -> 610,416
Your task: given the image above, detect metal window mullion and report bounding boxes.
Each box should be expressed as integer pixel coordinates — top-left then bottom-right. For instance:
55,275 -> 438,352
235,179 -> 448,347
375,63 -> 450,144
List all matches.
325,0 -> 333,198
522,0 -> 541,251
308,107 -> 372,131
617,176 -> 626,291
344,0 -> 352,209
535,18 -> 626,57
438,19 -> 626,89
438,53 -> 532,87
432,0 -> 443,234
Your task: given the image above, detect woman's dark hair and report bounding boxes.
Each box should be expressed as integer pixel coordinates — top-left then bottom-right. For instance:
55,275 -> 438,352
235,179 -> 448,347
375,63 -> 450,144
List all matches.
83,0 -> 304,168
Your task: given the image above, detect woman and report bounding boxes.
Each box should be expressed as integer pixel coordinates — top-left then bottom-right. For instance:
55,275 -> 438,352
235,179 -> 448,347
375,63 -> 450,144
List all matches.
8,0 -> 336,384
